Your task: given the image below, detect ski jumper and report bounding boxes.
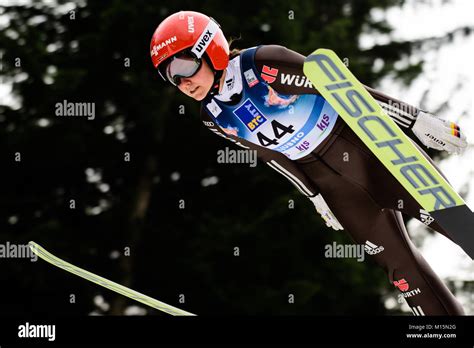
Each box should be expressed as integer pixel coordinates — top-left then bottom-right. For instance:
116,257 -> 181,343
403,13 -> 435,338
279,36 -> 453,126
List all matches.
200,45 -> 465,316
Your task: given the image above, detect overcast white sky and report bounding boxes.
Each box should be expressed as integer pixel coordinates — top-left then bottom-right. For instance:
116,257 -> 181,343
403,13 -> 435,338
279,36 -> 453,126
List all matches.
361,0 -> 474,313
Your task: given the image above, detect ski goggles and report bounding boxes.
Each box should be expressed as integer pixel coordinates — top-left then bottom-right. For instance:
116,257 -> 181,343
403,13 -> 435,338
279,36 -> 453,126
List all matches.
158,52 -> 202,86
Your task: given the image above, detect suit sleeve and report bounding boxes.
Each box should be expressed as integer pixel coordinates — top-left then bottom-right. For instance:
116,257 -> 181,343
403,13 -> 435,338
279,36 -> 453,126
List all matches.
254,45 -> 420,130
200,107 -> 318,197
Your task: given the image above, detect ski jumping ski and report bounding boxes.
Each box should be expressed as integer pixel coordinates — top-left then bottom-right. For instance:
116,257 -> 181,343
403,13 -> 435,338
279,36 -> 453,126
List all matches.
29,241 -> 196,316
303,49 -> 474,259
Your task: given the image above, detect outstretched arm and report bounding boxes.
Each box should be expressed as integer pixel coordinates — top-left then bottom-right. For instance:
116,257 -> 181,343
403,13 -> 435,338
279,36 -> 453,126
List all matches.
363,85 -> 467,155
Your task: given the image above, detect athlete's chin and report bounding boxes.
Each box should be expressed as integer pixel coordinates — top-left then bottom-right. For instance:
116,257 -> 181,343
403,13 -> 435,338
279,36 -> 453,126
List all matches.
192,91 -> 206,101
192,86 -> 212,101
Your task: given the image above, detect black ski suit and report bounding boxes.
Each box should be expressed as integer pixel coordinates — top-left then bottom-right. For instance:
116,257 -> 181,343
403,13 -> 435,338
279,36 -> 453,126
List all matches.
200,45 -> 465,315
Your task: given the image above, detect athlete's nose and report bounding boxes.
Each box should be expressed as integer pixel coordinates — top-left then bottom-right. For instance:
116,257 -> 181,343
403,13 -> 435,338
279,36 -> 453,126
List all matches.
179,77 -> 192,89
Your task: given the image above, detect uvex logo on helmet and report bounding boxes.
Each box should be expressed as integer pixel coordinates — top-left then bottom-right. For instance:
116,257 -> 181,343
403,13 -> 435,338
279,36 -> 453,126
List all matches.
187,16 -> 195,33
191,20 -> 219,58
195,30 -> 213,53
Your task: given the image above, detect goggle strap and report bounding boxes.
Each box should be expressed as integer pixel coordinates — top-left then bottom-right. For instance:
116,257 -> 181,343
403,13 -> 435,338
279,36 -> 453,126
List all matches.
157,69 -> 167,82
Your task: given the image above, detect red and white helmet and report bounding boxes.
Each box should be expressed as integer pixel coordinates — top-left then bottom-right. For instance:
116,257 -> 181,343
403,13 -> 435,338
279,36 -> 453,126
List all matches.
150,11 -> 229,73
